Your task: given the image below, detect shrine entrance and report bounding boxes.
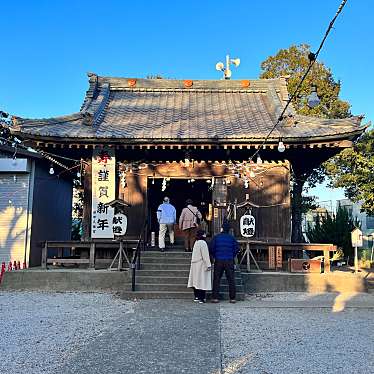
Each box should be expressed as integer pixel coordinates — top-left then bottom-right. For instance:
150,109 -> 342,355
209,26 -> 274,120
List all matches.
147,178 -> 213,241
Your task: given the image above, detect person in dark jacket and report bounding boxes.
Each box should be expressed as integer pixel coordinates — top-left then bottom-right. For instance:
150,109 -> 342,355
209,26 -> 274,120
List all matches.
209,221 -> 239,303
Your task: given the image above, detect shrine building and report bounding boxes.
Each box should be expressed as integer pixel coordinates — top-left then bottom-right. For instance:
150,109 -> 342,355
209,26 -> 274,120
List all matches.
9,73 -> 366,266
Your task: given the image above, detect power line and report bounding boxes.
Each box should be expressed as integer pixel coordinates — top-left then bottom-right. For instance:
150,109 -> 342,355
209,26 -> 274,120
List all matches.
0,0 -> 348,172
249,0 -> 348,162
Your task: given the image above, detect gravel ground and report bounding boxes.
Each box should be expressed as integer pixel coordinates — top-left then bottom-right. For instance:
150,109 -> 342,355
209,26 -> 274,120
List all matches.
220,293 -> 374,374
0,292 -> 134,374
1,291 -> 374,374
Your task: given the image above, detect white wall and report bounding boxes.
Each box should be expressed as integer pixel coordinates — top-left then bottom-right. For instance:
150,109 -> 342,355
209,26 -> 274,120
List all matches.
0,173 -> 31,265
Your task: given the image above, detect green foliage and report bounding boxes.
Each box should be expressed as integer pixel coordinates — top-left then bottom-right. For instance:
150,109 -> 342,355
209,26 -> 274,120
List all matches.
360,249 -> 372,261
324,129 -> 374,215
260,44 -> 353,242
72,187 -> 83,240
260,44 -> 351,119
306,206 -> 359,259
71,218 -> 82,240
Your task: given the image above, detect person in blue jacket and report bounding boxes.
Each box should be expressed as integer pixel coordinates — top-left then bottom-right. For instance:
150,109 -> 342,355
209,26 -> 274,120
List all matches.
210,221 -> 239,303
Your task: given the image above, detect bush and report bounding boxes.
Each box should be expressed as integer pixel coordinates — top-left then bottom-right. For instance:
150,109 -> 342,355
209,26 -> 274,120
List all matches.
306,206 -> 359,259
71,218 -> 82,240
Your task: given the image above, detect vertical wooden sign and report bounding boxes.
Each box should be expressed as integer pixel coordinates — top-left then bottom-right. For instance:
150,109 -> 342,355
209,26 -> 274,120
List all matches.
268,246 -> 276,269
91,148 -> 115,239
276,246 -> 283,270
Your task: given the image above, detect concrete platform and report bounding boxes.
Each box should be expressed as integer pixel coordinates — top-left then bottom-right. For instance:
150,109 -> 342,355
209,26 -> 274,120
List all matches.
242,271 -> 367,293
1,269 -> 368,294
0,269 -> 130,292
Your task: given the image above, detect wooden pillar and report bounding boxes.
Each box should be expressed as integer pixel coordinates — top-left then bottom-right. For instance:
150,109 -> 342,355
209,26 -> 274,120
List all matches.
324,250 -> 331,273
212,178 -> 227,235
89,242 -> 96,269
82,161 -> 92,241
268,246 -> 276,270
41,241 -> 48,269
276,246 -> 283,271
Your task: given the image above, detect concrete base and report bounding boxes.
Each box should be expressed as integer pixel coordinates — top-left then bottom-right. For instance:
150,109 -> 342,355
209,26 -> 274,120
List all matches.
1,269 -> 367,294
242,272 -> 367,293
1,269 -> 130,292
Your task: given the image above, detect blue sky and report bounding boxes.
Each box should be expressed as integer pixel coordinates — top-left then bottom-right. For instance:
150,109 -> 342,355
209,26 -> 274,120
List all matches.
1,0 -> 373,202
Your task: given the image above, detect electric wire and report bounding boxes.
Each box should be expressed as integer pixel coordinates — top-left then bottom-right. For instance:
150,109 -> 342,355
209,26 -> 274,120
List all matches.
0,0 -> 348,177
249,0 -> 348,162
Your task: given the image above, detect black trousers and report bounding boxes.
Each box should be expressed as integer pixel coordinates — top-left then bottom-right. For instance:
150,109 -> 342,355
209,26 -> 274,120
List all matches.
212,260 -> 236,300
193,287 -> 206,301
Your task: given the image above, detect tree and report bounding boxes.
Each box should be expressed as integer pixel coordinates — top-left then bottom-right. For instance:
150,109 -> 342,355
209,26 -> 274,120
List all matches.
306,206 -> 359,260
260,44 -> 350,119
260,44 -> 351,242
325,128 -> 374,215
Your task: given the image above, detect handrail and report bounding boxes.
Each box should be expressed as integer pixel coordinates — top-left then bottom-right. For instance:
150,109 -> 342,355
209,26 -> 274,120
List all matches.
131,220 -> 148,292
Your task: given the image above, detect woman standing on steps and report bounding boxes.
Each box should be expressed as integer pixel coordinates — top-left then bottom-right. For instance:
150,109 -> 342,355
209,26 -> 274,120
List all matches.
187,229 -> 212,303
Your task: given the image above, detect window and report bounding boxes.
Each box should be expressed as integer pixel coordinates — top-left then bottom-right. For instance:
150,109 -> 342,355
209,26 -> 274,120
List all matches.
366,215 -> 374,230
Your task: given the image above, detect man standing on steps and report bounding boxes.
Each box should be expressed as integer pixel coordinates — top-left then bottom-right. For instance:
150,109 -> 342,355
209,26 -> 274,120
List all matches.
157,197 -> 176,252
210,221 -> 239,303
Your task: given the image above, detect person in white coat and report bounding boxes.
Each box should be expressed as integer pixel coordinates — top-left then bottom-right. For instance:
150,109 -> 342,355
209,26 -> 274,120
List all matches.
187,230 -> 212,303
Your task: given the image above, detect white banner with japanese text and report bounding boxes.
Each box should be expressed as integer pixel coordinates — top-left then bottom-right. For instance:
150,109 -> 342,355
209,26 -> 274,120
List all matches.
91,148 -> 115,238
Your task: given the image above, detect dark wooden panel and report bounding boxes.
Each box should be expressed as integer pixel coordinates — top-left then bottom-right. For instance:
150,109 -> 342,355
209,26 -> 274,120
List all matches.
82,161 -> 92,240
121,174 -> 147,237
227,163 -> 290,241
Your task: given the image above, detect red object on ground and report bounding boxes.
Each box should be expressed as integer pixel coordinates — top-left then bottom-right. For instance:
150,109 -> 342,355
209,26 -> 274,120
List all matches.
8,262 -> 12,271
0,262 -> 5,283
22,262 -> 27,269
13,261 -> 17,270
17,261 -> 21,270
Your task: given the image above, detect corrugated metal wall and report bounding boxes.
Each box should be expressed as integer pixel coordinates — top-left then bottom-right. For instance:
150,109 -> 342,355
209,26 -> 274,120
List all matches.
0,173 -> 31,264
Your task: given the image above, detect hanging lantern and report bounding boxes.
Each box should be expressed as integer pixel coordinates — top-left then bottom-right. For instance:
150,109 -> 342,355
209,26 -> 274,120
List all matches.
307,85 -> 321,108
278,140 -> 285,153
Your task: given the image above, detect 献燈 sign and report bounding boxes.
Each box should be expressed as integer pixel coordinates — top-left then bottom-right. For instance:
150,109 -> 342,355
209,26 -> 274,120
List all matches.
240,214 -> 255,238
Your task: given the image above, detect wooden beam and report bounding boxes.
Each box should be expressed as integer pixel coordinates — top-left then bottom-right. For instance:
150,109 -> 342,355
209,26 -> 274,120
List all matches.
41,242 -> 48,269
89,242 -> 96,269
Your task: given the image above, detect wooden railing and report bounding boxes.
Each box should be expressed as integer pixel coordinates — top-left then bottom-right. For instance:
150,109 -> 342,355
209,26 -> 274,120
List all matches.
41,239 -> 139,270
237,240 -> 336,273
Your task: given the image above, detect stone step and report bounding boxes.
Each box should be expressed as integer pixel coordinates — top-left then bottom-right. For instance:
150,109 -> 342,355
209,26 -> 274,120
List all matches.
145,246 -> 186,252
142,251 -> 192,257
120,291 -> 194,300
140,263 -> 190,270
136,270 -> 242,281
136,276 -> 188,285
141,257 -> 192,264
120,290 -> 245,301
141,255 -> 192,261
126,283 -> 244,292
135,277 -> 241,286
137,270 -> 190,277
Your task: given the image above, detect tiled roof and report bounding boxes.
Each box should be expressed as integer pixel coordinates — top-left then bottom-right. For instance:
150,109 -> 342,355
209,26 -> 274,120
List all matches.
12,74 -> 365,143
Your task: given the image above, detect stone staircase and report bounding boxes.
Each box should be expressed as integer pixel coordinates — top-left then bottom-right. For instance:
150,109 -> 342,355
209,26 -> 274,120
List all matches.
367,275 -> 374,294
120,245 -> 245,300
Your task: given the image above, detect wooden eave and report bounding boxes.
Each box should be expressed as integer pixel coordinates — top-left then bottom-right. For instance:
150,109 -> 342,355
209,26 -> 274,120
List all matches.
15,125 -> 364,150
